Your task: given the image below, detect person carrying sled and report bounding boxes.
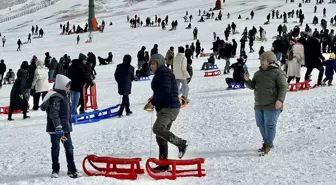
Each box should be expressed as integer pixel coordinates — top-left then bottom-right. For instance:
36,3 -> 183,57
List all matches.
144,54 -> 188,171
40,74 -> 78,178
114,55 -> 135,117
244,51 -> 287,155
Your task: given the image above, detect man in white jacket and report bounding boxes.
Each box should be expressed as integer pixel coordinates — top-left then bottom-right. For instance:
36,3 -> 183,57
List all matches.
173,47 -> 190,102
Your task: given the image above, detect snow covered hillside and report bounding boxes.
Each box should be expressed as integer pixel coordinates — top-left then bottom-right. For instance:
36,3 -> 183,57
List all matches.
1,0 -> 336,184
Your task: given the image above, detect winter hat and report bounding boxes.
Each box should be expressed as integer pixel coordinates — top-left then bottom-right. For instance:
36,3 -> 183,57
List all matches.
54,74 -> 71,90
78,53 -> 87,61
150,54 -> 165,68
260,51 -> 276,63
36,59 -> 44,67
123,54 -> 132,65
20,61 -> 29,70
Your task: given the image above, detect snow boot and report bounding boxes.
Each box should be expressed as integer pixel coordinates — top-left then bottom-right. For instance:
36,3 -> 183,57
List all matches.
67,170 -> 79,178
178,140 -> 188,159
126,111 -> 133,116
51,171 -> 59,178
153,165 -> 171,171
258,143 -> 274,152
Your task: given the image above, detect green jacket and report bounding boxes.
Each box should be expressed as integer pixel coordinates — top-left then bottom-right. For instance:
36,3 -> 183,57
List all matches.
245,64 -> 288,110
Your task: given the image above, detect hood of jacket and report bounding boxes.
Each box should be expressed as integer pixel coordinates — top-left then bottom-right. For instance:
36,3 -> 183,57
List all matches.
40,91 -> 65,111
150,54 -> 165,68
36,59 -> 44,67
54,74 -> 71,90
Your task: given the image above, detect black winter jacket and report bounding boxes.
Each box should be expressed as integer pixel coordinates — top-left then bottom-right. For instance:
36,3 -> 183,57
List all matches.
114,63 -> 134,95
40,90 -> 72,133
151,66 -> 180,112
137,49 -> 145,61
67,59 -> 93,92
272,40 -> 284,53
0,62 -> 6,74
305,37 -> 325,68
10,69 -> 28,110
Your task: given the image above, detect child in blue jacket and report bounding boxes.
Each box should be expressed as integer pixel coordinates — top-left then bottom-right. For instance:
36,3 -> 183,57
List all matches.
322,53 -> 336,86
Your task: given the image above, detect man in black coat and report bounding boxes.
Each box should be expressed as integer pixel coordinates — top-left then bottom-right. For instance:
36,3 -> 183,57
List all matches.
20,61 -> 34,101
144,54 -> 188,171
150,44 -> 158,56
67,53 -> 93,114
304,36 -> 325,86
232,39 -> 238,56
137,46 -> 146,69
8,69 -> 29,121
223,43 -> 233,74
0,59 -> 6,87
114,54 -> 135,117
195,40 -> 201,58
87,52 -> 97,75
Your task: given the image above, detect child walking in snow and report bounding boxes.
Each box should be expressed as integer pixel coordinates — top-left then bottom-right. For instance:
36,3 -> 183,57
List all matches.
322,53 -> 336,86
40,74 -> 78,178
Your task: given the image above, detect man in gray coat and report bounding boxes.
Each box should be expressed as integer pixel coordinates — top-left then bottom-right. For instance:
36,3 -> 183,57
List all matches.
40,74 -> 78,178
244,51 -> 288,155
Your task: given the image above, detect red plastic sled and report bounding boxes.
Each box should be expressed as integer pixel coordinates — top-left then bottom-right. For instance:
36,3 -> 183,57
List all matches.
146,158 -> 206,180
204,70 -> 221,77
289,80 -> 316,92
0,104 -> 30,114
82,155 -> 145,180
83,83 -> 98,111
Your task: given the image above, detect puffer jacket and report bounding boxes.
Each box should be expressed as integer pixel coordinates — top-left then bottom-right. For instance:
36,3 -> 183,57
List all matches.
10,69 -> 28,110
173,53 -> 190,80
32,60 -> 50,93
245,64 -> 287,110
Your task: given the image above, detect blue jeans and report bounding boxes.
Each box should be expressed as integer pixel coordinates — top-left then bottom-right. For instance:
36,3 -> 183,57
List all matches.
25,89 -> 31,102
275,52 -> 282,62
70,91 -> 80,115
50,133 -> 76,172
49,70 -> 55,81
255,110 -> 280,145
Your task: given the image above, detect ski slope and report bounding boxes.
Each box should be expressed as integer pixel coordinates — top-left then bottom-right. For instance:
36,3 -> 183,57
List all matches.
1,0 -> 336,184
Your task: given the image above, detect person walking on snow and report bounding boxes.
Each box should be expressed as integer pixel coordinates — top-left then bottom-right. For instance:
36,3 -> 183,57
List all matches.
173,47 -> 190,103
77,35 -> 80,45
88,32 -> 92,42
144,54 -> 188,171
17,39 -> 22,51
193,27 -> 198,40
244,51 -> 287,155
2,36 -> 6,47
40,74 -> 79,178
28,33 -> 31,43
114,55 -> 135,117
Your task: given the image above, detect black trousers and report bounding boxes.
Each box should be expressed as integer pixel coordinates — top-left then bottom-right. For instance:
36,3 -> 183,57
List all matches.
0,73 -> 4,86
287,76 -> 300,84
33,91 -> 48,110
118,95 -> 130,115
305,66 -> 324,85
8,100 -> 28,119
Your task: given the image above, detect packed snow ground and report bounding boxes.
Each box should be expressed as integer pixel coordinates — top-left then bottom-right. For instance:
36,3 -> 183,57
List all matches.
1,0 -> 336,184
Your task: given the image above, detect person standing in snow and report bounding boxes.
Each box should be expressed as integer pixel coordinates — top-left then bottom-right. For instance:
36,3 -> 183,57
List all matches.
88,32 -> 93,42
17,39 -> 22,51
0,60 -> 6,87
114,55 -> 134,117
193,27 -> 198,40
40,74 -> 78,178
195,40 -> 201,58
77,35 -> 80,45
8,69 -> 30,121
144,54 -> 188,171
137,46 -> 146,69
151,44 -> 159,56
244,51 -> 287,155
250,10 -> 254,20
173,47 -> 190,102
165,47 -> 174,69
31,59 -> 49,110
2,36 -> 6,47
28,33 -> 31,43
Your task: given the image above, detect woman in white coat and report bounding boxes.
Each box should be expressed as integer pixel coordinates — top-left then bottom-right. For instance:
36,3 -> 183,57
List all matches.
32,59 -> 50,110
173,46 -> 190,102
286,39 -> 305,84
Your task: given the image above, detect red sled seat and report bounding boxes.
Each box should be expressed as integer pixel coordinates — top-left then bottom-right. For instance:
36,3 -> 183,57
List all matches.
146,158 -> 206,180
204,70 -> 221,77
289,80 -> 316,92
82,155 -> 145,180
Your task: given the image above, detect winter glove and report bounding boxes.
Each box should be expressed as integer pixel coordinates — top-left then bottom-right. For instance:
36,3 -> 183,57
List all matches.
55,126 -> 64,137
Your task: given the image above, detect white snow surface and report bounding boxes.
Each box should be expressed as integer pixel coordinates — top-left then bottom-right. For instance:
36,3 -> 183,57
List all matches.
1,0 -> 336,184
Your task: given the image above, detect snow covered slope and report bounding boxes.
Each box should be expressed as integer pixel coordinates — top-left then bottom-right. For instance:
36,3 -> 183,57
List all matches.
1,0 -> 336,184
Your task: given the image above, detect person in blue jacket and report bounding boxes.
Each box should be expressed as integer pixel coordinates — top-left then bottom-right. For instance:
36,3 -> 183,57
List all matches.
201,53 -> 215,70
144,54 -> 188,171
322,53 -> 336,86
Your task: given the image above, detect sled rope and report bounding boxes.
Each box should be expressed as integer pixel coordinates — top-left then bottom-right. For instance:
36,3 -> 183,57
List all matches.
149,111 -> 154,158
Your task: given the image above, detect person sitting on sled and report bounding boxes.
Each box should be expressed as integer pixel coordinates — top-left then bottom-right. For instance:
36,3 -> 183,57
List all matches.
135,61 -> 150,80
225,58 -> 246,88
201,53 -> 215,70
4,69 -> 15,84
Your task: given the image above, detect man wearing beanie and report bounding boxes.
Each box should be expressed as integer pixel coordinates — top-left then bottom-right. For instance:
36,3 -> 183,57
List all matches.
144,53 -> 188,170
244,51 -> 287,155
114,54 -> 134,117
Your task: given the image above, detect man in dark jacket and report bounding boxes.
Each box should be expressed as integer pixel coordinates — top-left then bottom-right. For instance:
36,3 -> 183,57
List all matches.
232,39 -> 237,57
8,69 -> 29,121
45,52 -> 51,69
151,44 -> 158,56
67,53 -> 93,114
137,46 -> 146,69
20,61 -> 34,101
114,54 -> 135,117
49,58 -> 58,82
225,58 -> 246,87
272,36 -> 284,61
304,36 -> 325,86
0,59 -> 6,87
54,57 -> 65,79
87,52 -> 97,75
144,54 -> 188,171
224,43 -> 233,74
40,74 -> 78,178
195,40 -> 201,58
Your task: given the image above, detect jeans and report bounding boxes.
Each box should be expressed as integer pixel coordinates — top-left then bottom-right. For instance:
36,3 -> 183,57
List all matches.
176,79 -> 189,99
70,91 -> 80,115
25,89 -> 31,102
152,108 -> 182,159
118,95 -> 131,116
275,52 -> 282,61
50,133 -> 76,172
255,110 -> 280,145
49,70 -> 55,81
